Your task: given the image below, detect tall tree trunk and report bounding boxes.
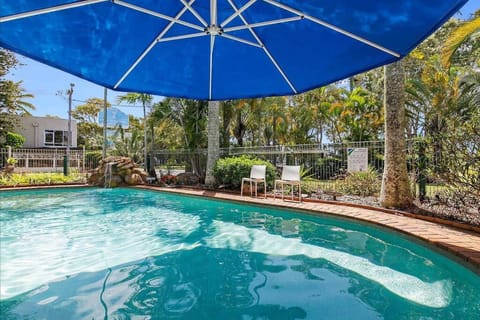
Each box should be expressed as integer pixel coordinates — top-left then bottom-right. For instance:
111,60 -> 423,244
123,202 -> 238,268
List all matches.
380,60 -> 413,209
205,100 -> 220,186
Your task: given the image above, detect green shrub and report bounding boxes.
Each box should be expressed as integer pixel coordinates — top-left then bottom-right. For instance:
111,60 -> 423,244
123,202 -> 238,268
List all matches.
5,132 -> 25,148
338,167 -> 381,197
0,172 -> 85,186
6,157 -> 18,165
213,155 -> 276,189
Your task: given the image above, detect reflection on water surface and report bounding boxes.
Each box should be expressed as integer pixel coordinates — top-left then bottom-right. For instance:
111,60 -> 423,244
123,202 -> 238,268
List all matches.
1,188 -> 479,319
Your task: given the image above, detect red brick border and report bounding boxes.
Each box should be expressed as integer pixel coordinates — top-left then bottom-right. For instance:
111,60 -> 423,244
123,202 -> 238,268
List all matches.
136,185 -> 480,272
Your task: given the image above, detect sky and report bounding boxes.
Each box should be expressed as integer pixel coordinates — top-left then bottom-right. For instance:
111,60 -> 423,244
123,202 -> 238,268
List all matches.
7,57 -> 156,119
5,0 -> 478,120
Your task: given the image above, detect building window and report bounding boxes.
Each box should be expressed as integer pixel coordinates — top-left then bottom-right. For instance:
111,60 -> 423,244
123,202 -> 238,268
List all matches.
44,130 -> 68,147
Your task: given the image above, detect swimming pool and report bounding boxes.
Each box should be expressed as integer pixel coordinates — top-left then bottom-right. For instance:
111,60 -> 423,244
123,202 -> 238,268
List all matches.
1,187 -> 479,319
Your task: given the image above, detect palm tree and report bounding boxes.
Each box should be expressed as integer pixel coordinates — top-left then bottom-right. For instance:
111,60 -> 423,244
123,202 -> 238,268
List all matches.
458,71 -> 480,112
111,124 -> 144,163
228,99 -> 262,146
220,100 -> 234,148
151,98 -> 208,175
0,80 -> 35,140
301,85 -> 341,145
0,80 -> 35,115
406,59 -> 465,167
338,87 -> 383,142
380,60 -> 412,209
441,11 -> 480,68
117,93 -> 153,170
263,97 -> 288,145
205,101 -> 220,186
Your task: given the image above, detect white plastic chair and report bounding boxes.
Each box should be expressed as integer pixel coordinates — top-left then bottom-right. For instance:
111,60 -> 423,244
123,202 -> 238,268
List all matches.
274,165 -> 301,202
241,165 -> 267,198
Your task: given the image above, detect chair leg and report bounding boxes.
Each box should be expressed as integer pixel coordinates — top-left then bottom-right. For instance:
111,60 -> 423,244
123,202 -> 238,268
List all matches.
264,180 -> 267,199
254,181 -> 258,198
281,183 -> 284,200
241,179 -> 244,197
250,181 -> 253,197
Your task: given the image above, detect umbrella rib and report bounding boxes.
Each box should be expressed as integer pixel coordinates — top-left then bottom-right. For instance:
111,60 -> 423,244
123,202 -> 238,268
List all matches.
114,0 -> 204,32
221,0 -> 257,27
220,34 -> 262,48
223,16 -> 303,32
0,0 -> 107,23
226,0 -> 297,94
114,0 -> 198,89
180,0 -> 208,27
158,32 -> 206,42
156,0 -> 198,41
114,38 -> 157,89
263,0 -> 401,58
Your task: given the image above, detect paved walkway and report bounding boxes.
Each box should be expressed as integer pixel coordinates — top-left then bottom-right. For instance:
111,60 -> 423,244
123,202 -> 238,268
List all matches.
137,185 -> 480,272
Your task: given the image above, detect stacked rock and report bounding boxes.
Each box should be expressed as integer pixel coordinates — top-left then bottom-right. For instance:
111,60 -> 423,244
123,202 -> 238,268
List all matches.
88,156 -> 148,187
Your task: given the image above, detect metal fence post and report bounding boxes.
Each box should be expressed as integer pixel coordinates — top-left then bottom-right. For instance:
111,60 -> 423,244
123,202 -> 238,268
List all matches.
54,148 -> 57,170
82,146 -> 86,173
417,140 -> 427,201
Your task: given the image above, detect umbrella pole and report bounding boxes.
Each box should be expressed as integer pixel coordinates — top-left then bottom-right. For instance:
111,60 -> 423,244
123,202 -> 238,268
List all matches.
102,87 -> 107,159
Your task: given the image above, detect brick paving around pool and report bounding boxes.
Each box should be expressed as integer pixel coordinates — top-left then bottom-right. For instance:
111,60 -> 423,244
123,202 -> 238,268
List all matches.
136,185 -> 480,273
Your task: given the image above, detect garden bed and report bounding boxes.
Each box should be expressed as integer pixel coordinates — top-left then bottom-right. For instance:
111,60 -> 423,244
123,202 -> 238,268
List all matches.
326,194 -> 480,228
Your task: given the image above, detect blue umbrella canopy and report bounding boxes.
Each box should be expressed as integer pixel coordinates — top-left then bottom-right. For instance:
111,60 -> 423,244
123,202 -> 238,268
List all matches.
0,0 -> 468,100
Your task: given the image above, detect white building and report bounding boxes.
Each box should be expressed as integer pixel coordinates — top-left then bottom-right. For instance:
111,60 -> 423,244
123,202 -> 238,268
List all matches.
14,115 -> 77,148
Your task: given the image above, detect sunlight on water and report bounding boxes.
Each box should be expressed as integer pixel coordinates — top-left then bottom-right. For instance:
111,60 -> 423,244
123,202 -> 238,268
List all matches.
1,188 -> 479,320
205,221 -> 452,308
1,201 -> 200,299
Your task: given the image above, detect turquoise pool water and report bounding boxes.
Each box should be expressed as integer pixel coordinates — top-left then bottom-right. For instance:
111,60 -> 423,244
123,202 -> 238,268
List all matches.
0,188 -> 479,319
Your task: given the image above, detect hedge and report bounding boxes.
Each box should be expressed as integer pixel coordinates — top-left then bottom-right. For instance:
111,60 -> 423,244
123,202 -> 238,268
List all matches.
213,155 -> 276,189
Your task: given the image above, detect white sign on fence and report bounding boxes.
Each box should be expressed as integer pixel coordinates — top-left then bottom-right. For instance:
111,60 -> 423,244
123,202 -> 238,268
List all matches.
347,148 -> 368,172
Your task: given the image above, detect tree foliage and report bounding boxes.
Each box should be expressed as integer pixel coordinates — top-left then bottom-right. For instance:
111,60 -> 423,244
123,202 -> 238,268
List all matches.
151,98 -> 208,150
0,49 -> 34,144
110,124 -> 144,163
72,97 -> 110,148
0,48 -> 17,78
441,10 -> 480,68
404,13 -> 479,194
5,132 -> 25,147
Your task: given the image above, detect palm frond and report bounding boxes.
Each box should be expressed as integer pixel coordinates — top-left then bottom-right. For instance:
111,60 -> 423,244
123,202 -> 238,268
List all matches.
441,16 -> 480,68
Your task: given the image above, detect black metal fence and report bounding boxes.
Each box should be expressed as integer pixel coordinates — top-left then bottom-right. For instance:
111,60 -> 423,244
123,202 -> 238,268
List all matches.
1,140 -> 449,199
149,140 -> 442,198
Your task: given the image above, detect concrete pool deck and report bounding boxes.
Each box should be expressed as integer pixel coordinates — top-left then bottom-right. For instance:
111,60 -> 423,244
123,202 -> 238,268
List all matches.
136,185 -> 480,273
